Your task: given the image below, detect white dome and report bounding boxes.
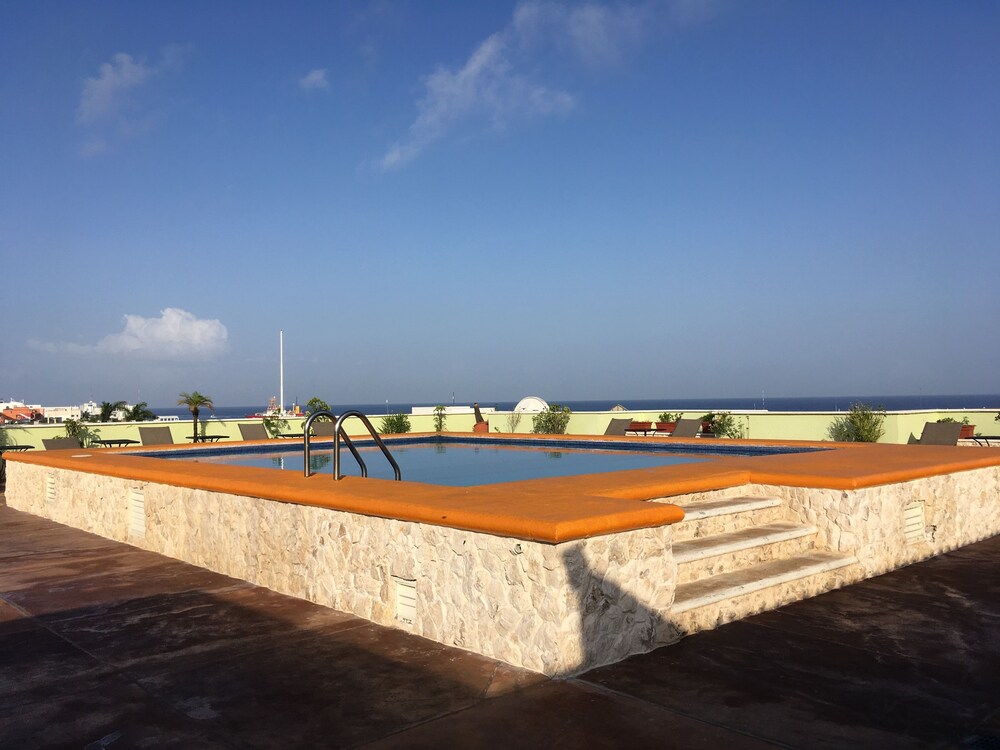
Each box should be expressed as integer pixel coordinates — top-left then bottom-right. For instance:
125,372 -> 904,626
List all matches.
514,396 -> 549,413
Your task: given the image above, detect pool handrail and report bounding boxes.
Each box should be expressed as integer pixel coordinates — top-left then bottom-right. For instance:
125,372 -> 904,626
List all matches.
302,410 -> 366,479
333,410 -> 401,482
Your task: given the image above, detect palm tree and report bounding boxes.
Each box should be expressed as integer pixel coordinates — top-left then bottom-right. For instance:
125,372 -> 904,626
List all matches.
124,402 -> 157,422
99,400 -> 128,423
177,391 -> 214,442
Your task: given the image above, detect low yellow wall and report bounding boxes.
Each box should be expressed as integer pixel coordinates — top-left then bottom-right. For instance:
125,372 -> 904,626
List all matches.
2,408 -> 995,449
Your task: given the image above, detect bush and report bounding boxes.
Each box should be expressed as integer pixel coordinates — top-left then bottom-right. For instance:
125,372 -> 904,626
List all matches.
827,402 -> 886,443
658,412 -> 682,423
711,411 -> 746,439
432,405 -> 447,433
64,418 -> 100,447
262,413 -> 289,438
379,412 -> 411,434
531,404 -> 572,434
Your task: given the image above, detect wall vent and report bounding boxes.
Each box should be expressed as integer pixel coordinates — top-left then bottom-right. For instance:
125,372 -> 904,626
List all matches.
902,501 -> 926,545
128,488 -> 146,539
45,474 -> 56,507
392,576 -> 417,627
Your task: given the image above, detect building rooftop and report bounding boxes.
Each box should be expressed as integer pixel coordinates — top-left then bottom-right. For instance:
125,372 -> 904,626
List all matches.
2,498 -> 999,748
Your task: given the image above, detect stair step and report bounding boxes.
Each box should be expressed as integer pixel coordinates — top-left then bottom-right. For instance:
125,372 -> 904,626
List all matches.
673,550 -> 857,614
680,496 -> 783,521
673,496 -> 787,541
674,522 -> 816,565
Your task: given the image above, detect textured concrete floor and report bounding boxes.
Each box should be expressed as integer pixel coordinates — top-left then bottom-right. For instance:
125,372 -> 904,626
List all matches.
2,499 -> 1000,749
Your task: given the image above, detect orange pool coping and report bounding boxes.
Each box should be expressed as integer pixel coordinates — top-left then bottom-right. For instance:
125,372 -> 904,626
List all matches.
8,434 -> 1000,544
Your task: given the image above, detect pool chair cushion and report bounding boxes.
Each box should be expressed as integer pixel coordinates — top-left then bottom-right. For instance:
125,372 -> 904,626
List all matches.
604,418 -> 633,436
918,421 -> 962,446
42,437 -> 82,450
670,418 -> 703,438
138,426 -> 175,446
239,423 -> 270,441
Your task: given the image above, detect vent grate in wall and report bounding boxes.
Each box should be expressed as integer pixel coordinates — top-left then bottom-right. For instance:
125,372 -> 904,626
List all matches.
392,576 -> 417,627
902,501 -> 926,545
45,474 -> 56,507
128,488 -> 146,539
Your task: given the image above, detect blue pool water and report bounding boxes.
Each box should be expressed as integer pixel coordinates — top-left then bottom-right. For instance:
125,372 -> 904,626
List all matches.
150,437 -> 819,487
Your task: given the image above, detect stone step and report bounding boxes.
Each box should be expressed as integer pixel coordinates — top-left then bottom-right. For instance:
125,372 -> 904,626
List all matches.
673,496 -> 786,541
672,550 -> 858,616
674,522 -> 818,584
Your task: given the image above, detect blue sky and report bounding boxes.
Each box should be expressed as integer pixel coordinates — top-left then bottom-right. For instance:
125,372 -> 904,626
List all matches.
2,1 -> 998,408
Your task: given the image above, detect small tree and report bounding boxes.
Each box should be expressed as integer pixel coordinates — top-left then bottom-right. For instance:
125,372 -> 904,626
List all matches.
658,412 -> 682,423
64,418 -> 100,448
711,411 -> 747,439
504,411 -> 523,433
306,397 -> 331,416
531,404 -> 572,434
432,405 -> 447,432
827,402 -> 886,443
379,412 -> 411,434
178,391 -> 215,442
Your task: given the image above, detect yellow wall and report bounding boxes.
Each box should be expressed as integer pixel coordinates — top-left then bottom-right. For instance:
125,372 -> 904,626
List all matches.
2,409 -> 995,449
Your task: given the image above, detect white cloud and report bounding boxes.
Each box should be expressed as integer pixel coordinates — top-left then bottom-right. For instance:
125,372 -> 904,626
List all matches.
29,308 -> 228,360
379,1 -> 693,170
513,1 -> 649,65
299,68 -> 329,90
380,30 -> 574,170
77,53 -> 151,124
75,47 -> 186,155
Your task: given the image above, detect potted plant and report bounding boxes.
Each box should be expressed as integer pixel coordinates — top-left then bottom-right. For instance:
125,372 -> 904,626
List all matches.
938,417 -> 976,439
655,412 -> 682,433
700,412 -> 716,435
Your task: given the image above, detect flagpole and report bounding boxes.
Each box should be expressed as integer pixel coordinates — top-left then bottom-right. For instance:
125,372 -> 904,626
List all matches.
279,330 -> 284,415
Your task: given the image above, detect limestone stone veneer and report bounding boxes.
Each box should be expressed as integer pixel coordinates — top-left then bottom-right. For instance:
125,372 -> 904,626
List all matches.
7,461 -> 1000,675
5,462 -> 675,676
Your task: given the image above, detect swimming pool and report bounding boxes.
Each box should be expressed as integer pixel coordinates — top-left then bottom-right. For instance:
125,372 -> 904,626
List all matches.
148,436 -> 820,487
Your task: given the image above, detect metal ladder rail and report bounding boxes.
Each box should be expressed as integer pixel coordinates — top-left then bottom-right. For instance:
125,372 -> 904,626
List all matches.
302,410 -> 367,478
334,410 -> 402,481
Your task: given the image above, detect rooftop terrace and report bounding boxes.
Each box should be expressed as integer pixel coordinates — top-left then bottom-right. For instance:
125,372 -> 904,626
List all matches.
3,498 -> 1000,748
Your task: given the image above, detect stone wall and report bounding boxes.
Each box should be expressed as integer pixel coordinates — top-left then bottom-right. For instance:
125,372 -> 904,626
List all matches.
5,462 -> 676,676
9,459 -> 1000,675
757,466 -> 1000,577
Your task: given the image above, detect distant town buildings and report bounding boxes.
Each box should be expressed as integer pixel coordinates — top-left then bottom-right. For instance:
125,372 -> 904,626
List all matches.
0,399 -> 109,424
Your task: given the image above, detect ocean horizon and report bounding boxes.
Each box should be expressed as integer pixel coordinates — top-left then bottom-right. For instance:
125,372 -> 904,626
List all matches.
149,394 -> 1000,420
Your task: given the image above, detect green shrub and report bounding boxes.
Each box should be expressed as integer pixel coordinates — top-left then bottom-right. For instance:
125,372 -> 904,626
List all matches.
711,411 -> 746,439
433,405 -> 447,432
531,404 -> 572,434
827,402 -> 886,443
64,418 -> 100,447
306,397 -> 331,415
658,412 -> 682,423
379,412 -> 411,434
262,413 -> 289,438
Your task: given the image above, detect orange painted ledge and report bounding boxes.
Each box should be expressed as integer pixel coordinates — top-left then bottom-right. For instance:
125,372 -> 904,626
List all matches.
7,435 -> 1000,544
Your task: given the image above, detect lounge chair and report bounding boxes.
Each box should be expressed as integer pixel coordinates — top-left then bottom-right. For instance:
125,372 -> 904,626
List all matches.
604,418 -> 633,436
138,426 -> 174,446
310,420 -> 336,437
42,437 -> 82,450
917,422 -> 962,446
238,423 -> 270,441
669,418 -> 702,438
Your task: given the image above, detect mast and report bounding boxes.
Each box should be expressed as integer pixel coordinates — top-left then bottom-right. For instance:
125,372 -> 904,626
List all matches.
279,330 -> 284,415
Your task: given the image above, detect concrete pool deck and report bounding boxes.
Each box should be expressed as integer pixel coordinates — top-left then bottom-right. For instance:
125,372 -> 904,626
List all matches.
3,500 -> 1000,748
